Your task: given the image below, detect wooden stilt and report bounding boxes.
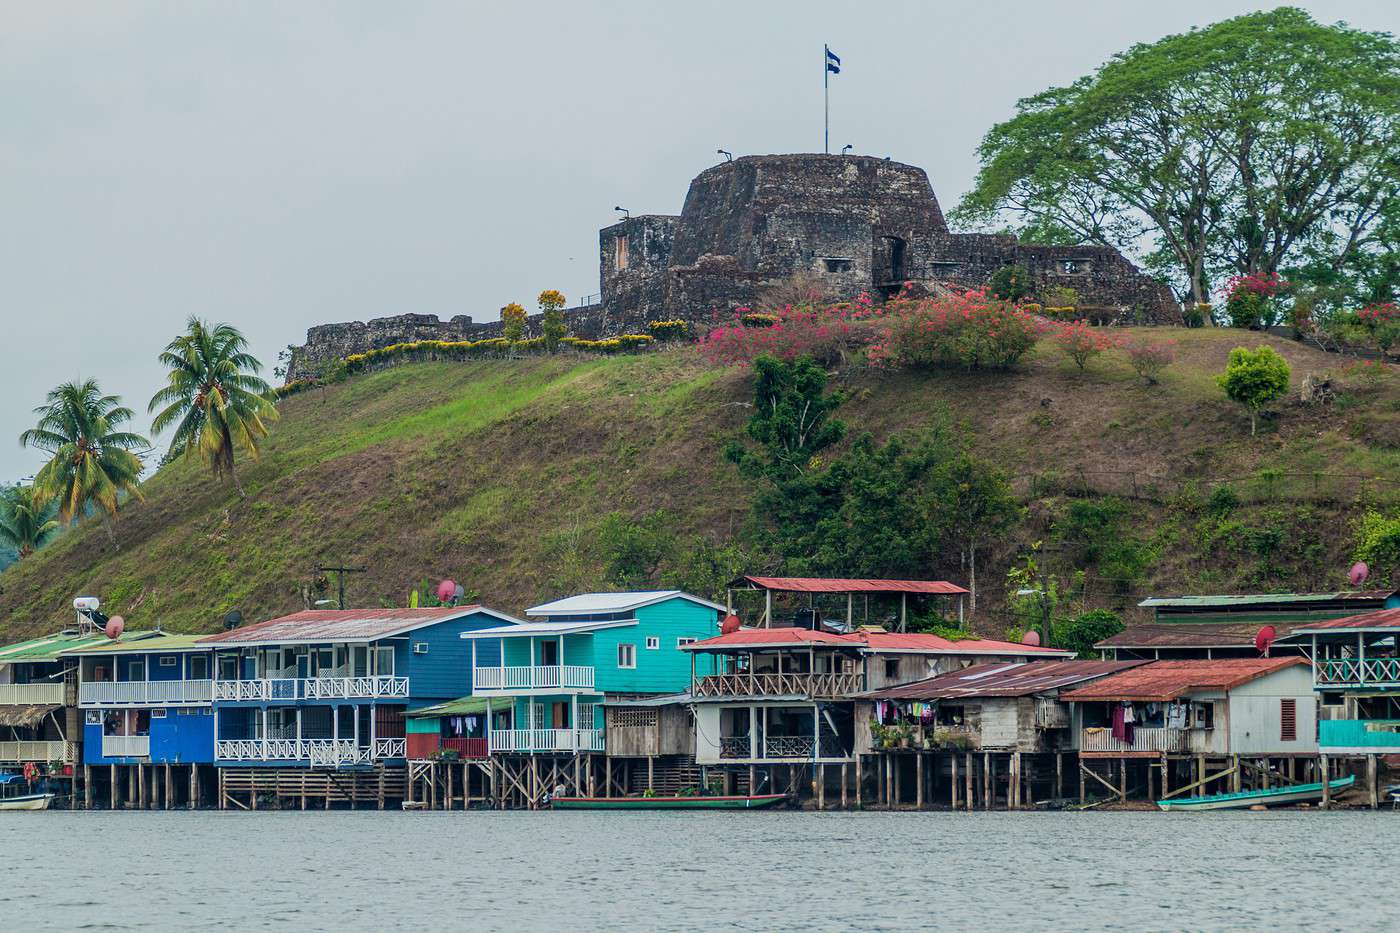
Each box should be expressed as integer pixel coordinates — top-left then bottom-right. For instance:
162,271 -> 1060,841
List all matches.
1010,753 -> 1020,810
164,763 -> 172,810
1078,757 -> 1086,804
1368,754 -> 1379,809
916,754 -> 924,810
982,752 -> 991,810
1054,753 -> 1063,801
817,763 -> 825,810
854,756 -> 862,808
840,763 -> 848,809
951,754 -> 959,809
1320,754 -> 1331,809
84,765 -> 93,810
965,752 -> 974,811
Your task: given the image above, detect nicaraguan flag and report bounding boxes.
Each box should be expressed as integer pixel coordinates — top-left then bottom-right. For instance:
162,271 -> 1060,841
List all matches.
825,45 -> 840,74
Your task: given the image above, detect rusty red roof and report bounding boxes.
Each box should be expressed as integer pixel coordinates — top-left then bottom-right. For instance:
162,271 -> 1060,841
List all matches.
1096,621 -> 1310,650
1059,657 -> 1307,702
1288,607 -> 1400,633
684,626 -> 1072,657
735,576 -> 969,595
198,606 -> 519,645
862,660 -> 1148,700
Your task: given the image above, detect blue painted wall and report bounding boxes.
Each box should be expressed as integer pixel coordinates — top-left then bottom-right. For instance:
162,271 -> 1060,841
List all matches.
403,610 -> 512,704
82,708 -> 215,764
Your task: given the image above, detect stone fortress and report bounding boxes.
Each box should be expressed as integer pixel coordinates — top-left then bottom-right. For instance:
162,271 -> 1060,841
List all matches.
286,154 -> 1179,380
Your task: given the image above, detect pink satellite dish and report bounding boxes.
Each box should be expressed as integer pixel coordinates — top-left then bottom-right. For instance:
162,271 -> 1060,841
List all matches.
720,613 -> 742,634
1349,562 -> 1370,586
1255,625 -> 1277,656
1021,630 -> 1041,647
437,579 -> 456,603
105,615 -> 125,640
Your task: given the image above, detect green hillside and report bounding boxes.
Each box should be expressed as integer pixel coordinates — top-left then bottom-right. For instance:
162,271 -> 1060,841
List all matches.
2,329 -> 1397,639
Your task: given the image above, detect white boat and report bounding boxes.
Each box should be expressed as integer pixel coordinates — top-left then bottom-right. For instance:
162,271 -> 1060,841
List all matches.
0,773 -> 56,810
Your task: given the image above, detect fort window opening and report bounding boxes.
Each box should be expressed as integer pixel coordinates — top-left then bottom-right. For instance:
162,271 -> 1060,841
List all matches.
822,258 -> 854,273
1059,258 -> 1088,274
615,234 -> 630,270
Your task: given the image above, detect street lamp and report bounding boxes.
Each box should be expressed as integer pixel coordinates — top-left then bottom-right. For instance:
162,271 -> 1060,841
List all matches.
716,149 -> 733,162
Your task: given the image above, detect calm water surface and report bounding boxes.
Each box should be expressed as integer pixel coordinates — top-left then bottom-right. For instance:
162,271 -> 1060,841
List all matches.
3,810 -> 1395,931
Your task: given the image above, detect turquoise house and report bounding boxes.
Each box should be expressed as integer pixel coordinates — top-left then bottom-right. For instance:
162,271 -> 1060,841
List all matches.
1283,608 -> 1400,755
460,591 -> 723,754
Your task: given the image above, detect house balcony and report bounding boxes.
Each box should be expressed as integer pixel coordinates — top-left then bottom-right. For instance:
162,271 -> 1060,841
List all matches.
1080,727 -> 1208,755
695,671 -> 864,699
80,680 -> 213,707
717,734 -> 849,761
101,735 -> 151,759
1319,719 -> 1400,754
1315,658 -> 1400,689
211,676 -> 409,702
487,728 -> 605,754
0,740 -> 74,763
473,665 -> 595,693
0,683 -> 65,705
441,737 -> 489,759
214,737 -> 406,766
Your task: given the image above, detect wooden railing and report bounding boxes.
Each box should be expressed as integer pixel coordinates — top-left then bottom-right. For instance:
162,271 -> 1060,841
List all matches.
0,683 -> 64,705
488,728 -> 605,753
473,665 -> 595,691
80,680 -> 213,707
215,738 -> 402,764
441,737 -> 489,758
0,740 -> 73,763
101,735 -> 151,758
1316,658 -> 1400,688
719,736 -> 750,759
1080,727 -> 1192,754
694,671 -> 864,698
212,676 -> 408,701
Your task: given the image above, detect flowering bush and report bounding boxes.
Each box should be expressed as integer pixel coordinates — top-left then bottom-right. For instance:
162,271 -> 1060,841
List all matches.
867,289 -> 1046,371
1357,303 -> 1400,352
500,302 -> 527,342
699,303 -> 880,366
1052,321 -> 1119,371
739,311 -> 780,328
1124,338 -> 1177,385
647,319 -> 691,342
1224,272 -> 1290,330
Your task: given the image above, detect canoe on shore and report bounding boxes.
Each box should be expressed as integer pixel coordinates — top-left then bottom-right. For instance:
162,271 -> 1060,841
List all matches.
550,793 -> 789,811
1156,775 -> 1355,812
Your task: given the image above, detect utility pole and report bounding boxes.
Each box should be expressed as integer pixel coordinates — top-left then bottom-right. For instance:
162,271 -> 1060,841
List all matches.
315,565 -> 366,610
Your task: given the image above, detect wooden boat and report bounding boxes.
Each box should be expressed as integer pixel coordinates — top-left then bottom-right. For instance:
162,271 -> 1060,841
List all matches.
0,774 -> 55,811
1156,775 -> 1355,812
550,793 -> 788,811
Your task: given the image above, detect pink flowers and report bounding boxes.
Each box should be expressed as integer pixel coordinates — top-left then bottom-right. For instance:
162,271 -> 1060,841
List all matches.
1052,321 -> 1120,371
1226,271 -> 1291,299
870,289 -> 1046,370
1123,337 -> 1177,384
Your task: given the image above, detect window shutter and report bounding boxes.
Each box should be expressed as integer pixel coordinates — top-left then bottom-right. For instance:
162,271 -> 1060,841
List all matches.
1280,698 -> 1297,742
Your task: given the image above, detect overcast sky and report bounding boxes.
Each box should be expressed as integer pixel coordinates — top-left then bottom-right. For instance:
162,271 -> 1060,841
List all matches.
2,1 -> 1396,481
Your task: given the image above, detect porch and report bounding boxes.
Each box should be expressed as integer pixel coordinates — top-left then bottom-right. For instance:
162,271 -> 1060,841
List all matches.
214,737 -> 406,766
214,704 -> 406,766
212,675 -> 409,701
0,682 -> 64,705
1315,657 -> 1400,689
695,671 -> 863,699
488,728 -> 605,753
700,702 -> 854,764
473,664 -> 595,693
81,679 -> 213,707
0,739 -> 73,763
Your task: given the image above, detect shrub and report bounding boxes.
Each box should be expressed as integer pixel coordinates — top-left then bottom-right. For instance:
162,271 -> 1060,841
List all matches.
1052,321 -> 1118,371
1051,609 -> 1124,659
1041,285 -> 1079,310
1355,509 -> 1400,580
1217,345 -> 1291,436
1357,303 -> 1400,353
867,289 -> 1045,371
988,264 -> 1032,301
1124,338 -> 1176,384
1185,304 -> 1209,328
740,311 -> 780,328
1224,272 -> 1290,329
647,319 -> 691,342
501,302 -> 526,342
539,290 -> 568,352
560,334 -> 654,354
699,302 -> 879,367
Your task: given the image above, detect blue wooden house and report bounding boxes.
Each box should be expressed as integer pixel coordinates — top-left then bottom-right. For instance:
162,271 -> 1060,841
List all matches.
201,606 -> 521,769
459,591 -> 723,755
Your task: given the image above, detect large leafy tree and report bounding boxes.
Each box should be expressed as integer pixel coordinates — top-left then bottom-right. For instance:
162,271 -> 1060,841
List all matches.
0,484 -> 61,559
149,317 -> 278,497
955,8 -> 1400,307
19,379 -> 149,538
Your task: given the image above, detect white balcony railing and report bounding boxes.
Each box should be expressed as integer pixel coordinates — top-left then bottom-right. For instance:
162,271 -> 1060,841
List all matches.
473,665 -> 594,691
0,682 -> 65,705
80,680 -> 213,707
215,737 -> 407,765
488,728 -> 605,753
0,740 -> 73,763
1080,727 -> 1195,754
102,735 -> 151,758
211,676 -> 408,702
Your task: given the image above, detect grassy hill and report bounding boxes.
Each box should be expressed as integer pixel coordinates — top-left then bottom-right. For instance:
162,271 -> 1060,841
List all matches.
1,329 -> 1397,640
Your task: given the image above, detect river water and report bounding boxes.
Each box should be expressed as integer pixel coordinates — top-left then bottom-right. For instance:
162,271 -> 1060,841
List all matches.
3,810 -> 1394,931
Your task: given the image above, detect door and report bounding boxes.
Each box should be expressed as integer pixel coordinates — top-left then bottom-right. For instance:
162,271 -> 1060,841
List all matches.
351,646 -> 369,677
539,640 -> 559,667
551,702 -> 570,729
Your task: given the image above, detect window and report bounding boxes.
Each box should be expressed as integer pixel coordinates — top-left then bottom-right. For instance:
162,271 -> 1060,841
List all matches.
128,660 -> 145,682
618,644 -> 637,669
374,645 -> 395,675
1059,258 -> 1089,275
883,658 -> 900,681
188,655 -> 209,680
159,656 -> 177,667
218,654 -> 239,681
677,637 -> 696,648
1280,698 -> 1297,742
86,711 -> 101,725
1321,691 -> 1345,707
150,709 -> 167,719
645,637 -> 660,650
822,258 -> 853,273
615,234 -> 630,270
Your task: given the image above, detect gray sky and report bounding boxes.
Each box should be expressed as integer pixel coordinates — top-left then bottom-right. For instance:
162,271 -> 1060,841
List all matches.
3,1 -> 1397,480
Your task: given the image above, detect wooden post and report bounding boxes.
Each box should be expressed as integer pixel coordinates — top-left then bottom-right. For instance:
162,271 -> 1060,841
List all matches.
1320,755 -> 1331,809
164,763 -> 172,810
189,764 -> 199,810
647,756 -> 654,793
965,752 -> 974,811
1010,753 -> 1021,810
951,754 -> 959,809
854,756 -> 862,808
1368,754 -> 1379,810
1078,758 -> 1086,805
1231,756 -> 1242,793
982,752 -> 991,810
530,756 -> 540,810
915,754 -> 924,810
429,762 -> 437,810
1054,753 -> 1063,801
84,765 -> 93,810
1118,758 -> 1126,802
1160,755 -> 1170,800
1196,755 -> 1205,793
840,763 -> 848,809
816,763 -> 825,810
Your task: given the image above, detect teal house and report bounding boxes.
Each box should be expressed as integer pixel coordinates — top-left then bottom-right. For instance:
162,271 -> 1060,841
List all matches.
1282,608 -> 1400,757
459,591 -> 723,754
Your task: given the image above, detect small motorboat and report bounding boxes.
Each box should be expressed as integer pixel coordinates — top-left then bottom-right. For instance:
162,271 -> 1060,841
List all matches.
550,793 -> 789,811
0,773 -> 56,811
1157,775 -> 1355,812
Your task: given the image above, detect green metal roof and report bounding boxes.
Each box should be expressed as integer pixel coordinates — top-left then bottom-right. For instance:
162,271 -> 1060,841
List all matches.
61,632 -> 210,656
406,695 -> 497,719
0,632 -> 119,663
1140,591 -> 1394,609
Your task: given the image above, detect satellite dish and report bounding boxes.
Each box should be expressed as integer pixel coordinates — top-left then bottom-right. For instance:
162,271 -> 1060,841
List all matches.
224,610 -> 243,631
105,615 -> 125,640
1021,630 -> 1041,647
720,613 -> 742,634
437,579 -> 457,603
1349,561 -> 1370,586
1255,625 -> 1277,656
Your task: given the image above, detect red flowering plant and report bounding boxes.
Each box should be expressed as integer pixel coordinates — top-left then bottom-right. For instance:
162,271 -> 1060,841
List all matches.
866,289 -> 1047,371
1356,303 -> 1400,353
697,300 -> 884,367
1224,272 -> 1290,330
1123,338 -> 1177,385
1052,321 -> 1120,372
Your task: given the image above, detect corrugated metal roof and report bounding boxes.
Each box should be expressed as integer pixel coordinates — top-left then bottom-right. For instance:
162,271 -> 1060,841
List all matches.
684,626 -> 1072,657
0,631 -> 151,663
405,696 -> 497,718
200,606 -> 517,645
737,576 -> 969,595
1096,622 -> 1310,649
1288,607 -> 1400,633
862,660 -> 1148,700
603,693 -> 693,707
460,618 -> 638,639
526,591 -> 726,616
62,632 -> 212,655
1139,591 -> 1394,609
1059,657 -> 1306,702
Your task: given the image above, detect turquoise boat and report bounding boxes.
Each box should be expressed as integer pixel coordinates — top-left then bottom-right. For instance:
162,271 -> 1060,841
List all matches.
550,793 -> 788,811
1157,775 -> 1355,811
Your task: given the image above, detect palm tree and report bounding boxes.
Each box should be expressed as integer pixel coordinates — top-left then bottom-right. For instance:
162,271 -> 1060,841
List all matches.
0,484 -> 61,559
19,379 -> 149,539
148,317 -> 278,497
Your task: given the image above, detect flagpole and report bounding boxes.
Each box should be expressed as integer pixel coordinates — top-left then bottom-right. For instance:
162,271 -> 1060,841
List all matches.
823,45 -> 829,155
